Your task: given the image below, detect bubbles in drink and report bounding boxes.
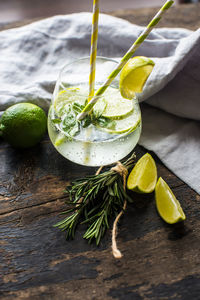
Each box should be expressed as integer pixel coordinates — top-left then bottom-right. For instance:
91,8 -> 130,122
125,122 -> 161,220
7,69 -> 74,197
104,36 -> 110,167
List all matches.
48,85 -> 141,166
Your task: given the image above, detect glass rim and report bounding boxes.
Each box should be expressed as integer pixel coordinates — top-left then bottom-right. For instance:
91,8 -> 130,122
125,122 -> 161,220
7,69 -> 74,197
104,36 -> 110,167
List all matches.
58,56 -> 119,97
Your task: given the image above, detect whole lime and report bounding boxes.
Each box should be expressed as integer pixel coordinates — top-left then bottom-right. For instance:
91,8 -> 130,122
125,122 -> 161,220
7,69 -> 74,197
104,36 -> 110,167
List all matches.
0,103 -> 47,148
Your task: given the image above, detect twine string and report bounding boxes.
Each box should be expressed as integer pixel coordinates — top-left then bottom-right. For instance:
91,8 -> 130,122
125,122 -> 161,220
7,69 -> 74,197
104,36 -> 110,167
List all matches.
95,165 -> 104,175
77,161 -> 128,258
111,161 -> 128,258
111,199 -> 127,259
96,161 -> 128,258
111,162 -> 128,191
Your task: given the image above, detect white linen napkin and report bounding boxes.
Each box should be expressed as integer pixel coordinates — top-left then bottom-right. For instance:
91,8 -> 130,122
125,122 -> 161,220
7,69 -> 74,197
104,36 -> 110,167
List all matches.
0,13 -> 199,193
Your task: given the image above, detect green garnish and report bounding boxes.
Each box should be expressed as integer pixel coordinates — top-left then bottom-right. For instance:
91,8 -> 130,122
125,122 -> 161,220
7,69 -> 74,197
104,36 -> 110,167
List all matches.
52,118 -> 61,124
54,153 -> 135,245
56,99 -> 115,139
94,116 -> 116,130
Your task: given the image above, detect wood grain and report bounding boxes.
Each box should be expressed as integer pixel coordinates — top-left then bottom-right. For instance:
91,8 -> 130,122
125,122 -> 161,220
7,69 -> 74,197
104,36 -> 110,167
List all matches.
111,3 -> 200,30
1,4 -> 200,299
1,137 -> 199,299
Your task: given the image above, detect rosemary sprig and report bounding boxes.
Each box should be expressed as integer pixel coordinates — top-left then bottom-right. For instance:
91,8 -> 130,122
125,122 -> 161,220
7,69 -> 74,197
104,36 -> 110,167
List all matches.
54,153 -> 136,245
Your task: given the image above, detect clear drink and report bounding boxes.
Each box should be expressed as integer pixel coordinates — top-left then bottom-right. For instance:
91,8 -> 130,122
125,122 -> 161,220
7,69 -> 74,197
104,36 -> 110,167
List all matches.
48,57 -> 141,166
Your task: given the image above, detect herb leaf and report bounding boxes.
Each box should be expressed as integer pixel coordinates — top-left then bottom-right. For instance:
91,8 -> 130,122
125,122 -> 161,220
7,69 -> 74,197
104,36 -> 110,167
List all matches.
54,96 -> 117,139
94,116 -> 116,130
54,153 -> 136,244
93,98 -> 107,119
52,118 -> 61,124
60,104 -> 80,137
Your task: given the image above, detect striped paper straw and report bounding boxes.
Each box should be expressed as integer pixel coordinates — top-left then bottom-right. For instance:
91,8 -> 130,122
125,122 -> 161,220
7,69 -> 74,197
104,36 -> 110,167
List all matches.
83,0 -> 100,165
77,0 -> 174,121
89,0 -> 99,99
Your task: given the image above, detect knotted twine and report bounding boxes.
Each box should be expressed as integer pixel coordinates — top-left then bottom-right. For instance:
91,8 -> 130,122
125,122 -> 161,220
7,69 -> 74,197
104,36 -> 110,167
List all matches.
97,161 -> 128,259
77,161 -> 129,258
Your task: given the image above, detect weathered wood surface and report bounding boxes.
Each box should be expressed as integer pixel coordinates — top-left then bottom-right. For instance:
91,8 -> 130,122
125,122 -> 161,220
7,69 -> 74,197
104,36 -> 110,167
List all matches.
111,3 -> 200,30
1,4 -> 200,300
0,3 -> 200,32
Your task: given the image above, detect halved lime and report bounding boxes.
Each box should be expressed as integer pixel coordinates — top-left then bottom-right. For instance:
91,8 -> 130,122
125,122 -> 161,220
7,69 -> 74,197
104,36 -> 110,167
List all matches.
120,56 -> 155,99
155,177 -> 186,224
127,153 -> 157,193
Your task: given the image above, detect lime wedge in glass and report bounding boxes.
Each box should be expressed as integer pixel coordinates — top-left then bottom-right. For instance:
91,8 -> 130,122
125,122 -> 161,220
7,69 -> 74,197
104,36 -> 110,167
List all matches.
155,177 -> 186,224
127,153 -> 157,193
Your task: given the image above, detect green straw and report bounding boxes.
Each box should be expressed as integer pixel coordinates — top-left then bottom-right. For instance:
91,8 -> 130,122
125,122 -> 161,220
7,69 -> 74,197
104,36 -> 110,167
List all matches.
77,0 -> 174,121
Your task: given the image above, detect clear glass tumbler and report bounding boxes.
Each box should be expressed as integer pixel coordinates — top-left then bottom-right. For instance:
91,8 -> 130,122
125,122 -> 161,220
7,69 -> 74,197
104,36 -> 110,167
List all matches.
48,57 -> 141,166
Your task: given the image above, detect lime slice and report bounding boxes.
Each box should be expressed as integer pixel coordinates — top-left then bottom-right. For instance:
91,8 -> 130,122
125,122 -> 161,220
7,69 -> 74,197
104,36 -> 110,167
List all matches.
94,87 -> 134,119
54,88 -> 86,117
93,98 -> 107,118
127,153 -> 157,193
120,56 -> 155,99
155,177 -> 186,224
105,110 -> 141,134
97,100 -> 141,134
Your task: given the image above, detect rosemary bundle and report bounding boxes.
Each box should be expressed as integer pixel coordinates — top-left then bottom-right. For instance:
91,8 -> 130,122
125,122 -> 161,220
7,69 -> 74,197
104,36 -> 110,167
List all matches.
54,153 -> 136,245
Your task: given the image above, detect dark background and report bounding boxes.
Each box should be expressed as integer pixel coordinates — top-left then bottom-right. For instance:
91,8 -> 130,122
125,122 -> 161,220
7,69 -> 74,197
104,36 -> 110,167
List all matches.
0,0 -> 197,24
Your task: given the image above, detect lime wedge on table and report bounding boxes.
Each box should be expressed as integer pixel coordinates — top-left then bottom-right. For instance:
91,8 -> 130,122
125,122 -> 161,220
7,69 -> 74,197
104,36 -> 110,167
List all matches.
155,177 -> 186,224
94,87 -> 134,119
119,56 -> 155,99
127,153 -> 157,193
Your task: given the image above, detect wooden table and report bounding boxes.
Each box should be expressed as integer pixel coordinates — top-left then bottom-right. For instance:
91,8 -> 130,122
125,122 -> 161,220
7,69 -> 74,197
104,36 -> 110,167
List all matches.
1,4 -> 200,300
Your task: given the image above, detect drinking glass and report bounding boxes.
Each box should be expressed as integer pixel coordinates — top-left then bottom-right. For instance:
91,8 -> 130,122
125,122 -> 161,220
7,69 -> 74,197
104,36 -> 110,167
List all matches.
48,57 -> 141,166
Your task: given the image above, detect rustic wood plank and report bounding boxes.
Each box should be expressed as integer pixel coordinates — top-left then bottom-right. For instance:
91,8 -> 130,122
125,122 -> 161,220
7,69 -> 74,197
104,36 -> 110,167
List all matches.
1,137 -> 199,299
111,3 -> 200,30
1,4 -> 200,299
1,3 -> 200,32
0,138 -> 95,215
